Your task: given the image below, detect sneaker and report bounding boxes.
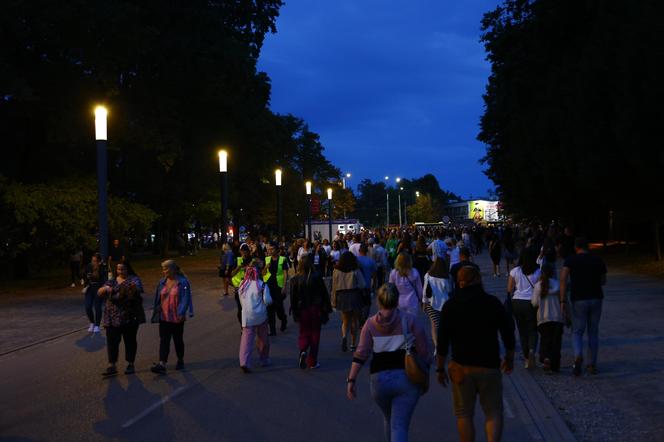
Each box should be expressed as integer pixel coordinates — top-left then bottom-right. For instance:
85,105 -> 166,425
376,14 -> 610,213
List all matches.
80,279 -> 85,286
573,357 -> 583,377
280,319 -> 287,332
150,363 -> 166,375
309,363 -> 320,369
93,326 -> 100,333
349,345 -> 357,352
124,364 -> 135,375
240,366 -> 252,374
70,283 -> 76,288
341,337 -> 348,353
102,366 -> 118,377
88,323 -> 95,332
298,351 -> 307,369
175,360 -> 185,371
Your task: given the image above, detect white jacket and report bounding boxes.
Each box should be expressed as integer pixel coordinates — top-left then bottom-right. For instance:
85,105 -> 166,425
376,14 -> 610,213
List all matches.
239,280 -> 272,327
422,274 -> 451,311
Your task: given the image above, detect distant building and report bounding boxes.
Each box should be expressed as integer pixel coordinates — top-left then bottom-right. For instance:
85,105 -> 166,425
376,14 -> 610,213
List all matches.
443,199 -> 501,223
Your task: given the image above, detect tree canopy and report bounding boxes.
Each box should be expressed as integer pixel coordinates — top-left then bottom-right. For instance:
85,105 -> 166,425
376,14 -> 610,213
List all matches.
479,0 -> 663,235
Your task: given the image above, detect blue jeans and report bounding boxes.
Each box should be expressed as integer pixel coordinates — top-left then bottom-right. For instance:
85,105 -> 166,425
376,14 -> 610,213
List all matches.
370,369 -> 421,442
572,299 -> 603,366
85,284 -> 103,326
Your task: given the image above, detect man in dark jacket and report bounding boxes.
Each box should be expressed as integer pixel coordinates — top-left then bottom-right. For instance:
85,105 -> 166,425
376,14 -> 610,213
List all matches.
436,266 -> 515,442
449,247 -> 480,296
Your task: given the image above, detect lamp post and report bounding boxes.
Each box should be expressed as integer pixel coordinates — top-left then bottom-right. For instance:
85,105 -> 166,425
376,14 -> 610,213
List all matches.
327,188 -> 333,242
275,169 -> 283,239
218,149 -> 228,244
384,176 -> 390,227
94,106 -> 109,262
342,172 -> 351,189
401,187 -> 407,225
305,181 -> 312,242
396,178 -> 402,227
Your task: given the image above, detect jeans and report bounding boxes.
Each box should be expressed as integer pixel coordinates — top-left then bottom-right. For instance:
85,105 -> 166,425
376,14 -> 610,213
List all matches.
511,299 -> 538,357
267,285 -> 287,333
85,285 -> 103,326
370,369 -> 421,442
106,324 -> 139,364
159,321 -> 185,363
572,299 -> 602,366
538,322 -> 563,371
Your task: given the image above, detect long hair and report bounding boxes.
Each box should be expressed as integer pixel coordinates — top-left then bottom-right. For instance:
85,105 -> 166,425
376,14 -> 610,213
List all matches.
518,248 -> 538,276
239,265 -> 261,294
394,252 -> 413,277
427,255 -> 449,279
539,263 -> 554,298
335,251 -> 358,272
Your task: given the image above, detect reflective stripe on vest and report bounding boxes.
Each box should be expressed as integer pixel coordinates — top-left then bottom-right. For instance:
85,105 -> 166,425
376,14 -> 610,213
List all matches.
263,256 -> 285,288
232,257 -> 245,287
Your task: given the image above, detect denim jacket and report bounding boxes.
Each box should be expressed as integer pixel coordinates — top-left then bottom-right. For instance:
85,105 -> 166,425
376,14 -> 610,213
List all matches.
153,275 -> 194,319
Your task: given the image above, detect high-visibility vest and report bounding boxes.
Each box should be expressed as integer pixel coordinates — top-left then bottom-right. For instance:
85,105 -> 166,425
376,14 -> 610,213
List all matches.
232,257 -> 246,287
263,256 -> 285,288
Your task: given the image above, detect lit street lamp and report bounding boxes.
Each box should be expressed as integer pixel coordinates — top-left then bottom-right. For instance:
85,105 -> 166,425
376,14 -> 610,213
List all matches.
275,169 -> 283,238
327,188 -> 333,242
94,106 -> 109,262
305,181 -> 312,242
396,178 -> 402,227
218,149 -> 229,244
342,172 -> 351,189
384,176 -> 390,226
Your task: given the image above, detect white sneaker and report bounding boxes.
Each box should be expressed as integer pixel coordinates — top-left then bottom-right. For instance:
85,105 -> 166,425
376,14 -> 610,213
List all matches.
70,283 -> 76,288
93,326 -> 100,333
88,323 -> 95,332
80,279 -> 85,286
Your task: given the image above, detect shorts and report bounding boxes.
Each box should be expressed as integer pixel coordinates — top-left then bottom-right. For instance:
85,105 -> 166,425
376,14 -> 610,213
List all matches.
451,368 -> 503,418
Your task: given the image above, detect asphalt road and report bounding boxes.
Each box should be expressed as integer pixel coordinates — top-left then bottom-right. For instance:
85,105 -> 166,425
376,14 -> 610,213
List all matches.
1,255 -> 553,442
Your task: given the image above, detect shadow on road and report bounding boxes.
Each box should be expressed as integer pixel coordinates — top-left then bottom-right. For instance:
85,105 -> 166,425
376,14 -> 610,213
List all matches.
75,332 -> 106,353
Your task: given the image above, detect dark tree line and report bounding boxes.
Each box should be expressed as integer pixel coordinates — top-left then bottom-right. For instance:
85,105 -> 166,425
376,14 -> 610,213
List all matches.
0,0 -> 342,267
479,0 -> 664,256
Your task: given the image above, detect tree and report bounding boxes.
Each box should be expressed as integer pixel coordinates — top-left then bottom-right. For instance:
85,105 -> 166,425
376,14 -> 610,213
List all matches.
406,194 -> 441,223
479,0 -> 664,249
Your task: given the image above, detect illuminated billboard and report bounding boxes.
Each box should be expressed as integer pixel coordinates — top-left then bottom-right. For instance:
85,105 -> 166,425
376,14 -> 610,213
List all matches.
467,200 -> 499,222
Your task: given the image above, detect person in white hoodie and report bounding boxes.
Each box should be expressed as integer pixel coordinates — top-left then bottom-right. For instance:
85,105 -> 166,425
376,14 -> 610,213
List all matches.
238,266 -> 272,373
531,263 -> 563,373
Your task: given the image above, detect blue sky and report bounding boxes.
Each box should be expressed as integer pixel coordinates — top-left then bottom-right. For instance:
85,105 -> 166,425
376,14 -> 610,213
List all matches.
258,0 -> 502,199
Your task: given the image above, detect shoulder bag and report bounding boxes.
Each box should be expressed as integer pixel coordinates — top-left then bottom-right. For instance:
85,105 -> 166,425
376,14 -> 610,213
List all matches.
401,314 -> 430,394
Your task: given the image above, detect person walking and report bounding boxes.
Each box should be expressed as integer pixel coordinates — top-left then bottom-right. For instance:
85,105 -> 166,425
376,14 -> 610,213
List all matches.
388,253 -> 423,317
507,248 -> 541,369
531,263 -> 563,373
386,232 -> 399,268
560,237 -> 607,376
98,262 -> 145,377
150,260 -> 194,374
69,249 -> 83,287
450,247 -> 480,296
231,244 -> 254,326
422,257 -> 451,348
372,238 -> 388,292
263,242 -> 289,335
357,243 -> 377,327
412,236 -> 431,285
238,266 -> 272,373
436,266 -> 515,442
346,283 -> 431,442
83,253 -> 107,333
502,228 -> 517,275
331,251 -> 366,352
219,242 -> 234,297
488,233 -> 502,277
290,256 -> 332,369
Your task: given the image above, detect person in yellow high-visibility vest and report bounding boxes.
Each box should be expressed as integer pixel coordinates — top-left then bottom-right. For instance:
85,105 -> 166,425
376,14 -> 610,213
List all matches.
231,244 -> 254,326
262,242 -> 289,335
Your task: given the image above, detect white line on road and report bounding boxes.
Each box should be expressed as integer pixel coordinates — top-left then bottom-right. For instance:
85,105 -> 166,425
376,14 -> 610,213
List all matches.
503,397 -> 515,419
121,384 -> 191,429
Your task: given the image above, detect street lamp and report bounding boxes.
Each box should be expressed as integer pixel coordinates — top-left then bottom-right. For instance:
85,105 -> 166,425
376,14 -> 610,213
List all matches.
384,176 -> 390,226
416,191 -> 420,198
400,186 -> 405,226
342,172 -> 351,189
94,105 -> 109,262
396,178 -> 402,227
218,149 -> 229,244
327,188 -> 333,243
305,181 -> 312,242
275,169 -> 282,239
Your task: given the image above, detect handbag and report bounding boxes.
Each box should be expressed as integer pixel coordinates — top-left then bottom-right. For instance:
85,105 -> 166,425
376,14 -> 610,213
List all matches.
401,314 -> 430,394
262,283 -> 273,306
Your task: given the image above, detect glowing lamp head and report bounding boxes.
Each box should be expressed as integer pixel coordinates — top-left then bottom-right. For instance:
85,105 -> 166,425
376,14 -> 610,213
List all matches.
400,187 -> 404,191
327,188 -> 333,200
384,176 -> 389,180
346,173 -> 351,178
94,106 -> 108,140
218,150 -> 228,172
416,191 -> 420,197
305,181 -> 312,195
396,177 -> 401,183
275,168 -> 282,186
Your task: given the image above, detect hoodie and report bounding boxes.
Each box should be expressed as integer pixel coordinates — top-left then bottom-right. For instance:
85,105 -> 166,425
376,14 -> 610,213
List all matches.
353,309 -> 431,374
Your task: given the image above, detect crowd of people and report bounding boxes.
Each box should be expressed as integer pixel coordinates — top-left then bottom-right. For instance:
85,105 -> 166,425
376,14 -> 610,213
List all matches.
77,222 -> 607,442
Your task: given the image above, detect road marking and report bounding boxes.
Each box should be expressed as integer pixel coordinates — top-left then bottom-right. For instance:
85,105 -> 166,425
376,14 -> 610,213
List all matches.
503,397 -> 515,419
121,384 -> 190,429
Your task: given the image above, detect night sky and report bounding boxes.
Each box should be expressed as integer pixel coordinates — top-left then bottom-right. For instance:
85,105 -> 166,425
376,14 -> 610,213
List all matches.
258,0 -> 502,199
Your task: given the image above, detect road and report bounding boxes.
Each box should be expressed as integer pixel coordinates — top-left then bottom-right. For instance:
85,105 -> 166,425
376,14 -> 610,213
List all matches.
0,252 -> 570,442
